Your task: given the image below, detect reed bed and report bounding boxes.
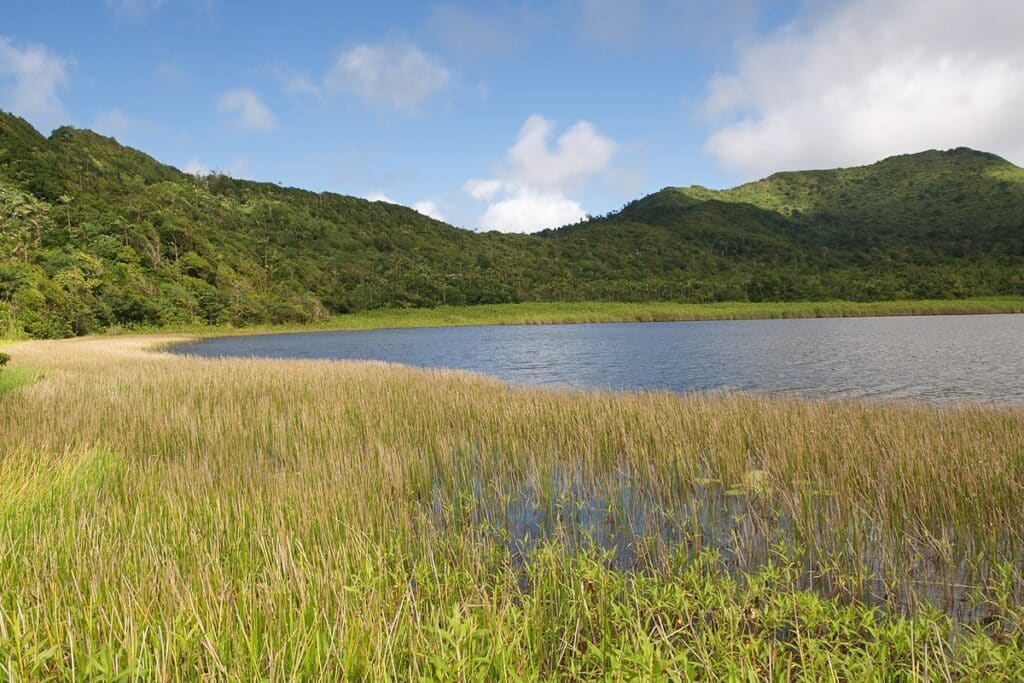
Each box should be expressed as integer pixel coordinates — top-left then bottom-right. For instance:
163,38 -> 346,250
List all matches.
119,296 -> 1024,338
0,335 -> 1022,679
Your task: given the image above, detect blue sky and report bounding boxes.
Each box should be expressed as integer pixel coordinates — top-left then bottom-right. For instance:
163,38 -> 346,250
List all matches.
3,1 -> 1023,232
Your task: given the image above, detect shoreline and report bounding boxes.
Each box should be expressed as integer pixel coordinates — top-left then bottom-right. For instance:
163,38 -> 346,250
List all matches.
80,296 -> 1024,342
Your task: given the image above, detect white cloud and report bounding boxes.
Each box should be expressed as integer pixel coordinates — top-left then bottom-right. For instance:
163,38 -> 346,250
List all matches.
270,66 -> 323,101
217,88 -> 275,131
224,158 -> 253,178
189,158 -> 251,179
361,195 -> 445,220
480,189 -> 587,233
0,36 -> 69,132
224,158 -> 251,178
183,159 -> 210,176
413,200 -> 445,221
465,114 -> 617,233
504,114 -> 617,193
704,0 -> 1024,178
324,42 -> 450,113
178,158 -> 250,178
463,178 -> 508,201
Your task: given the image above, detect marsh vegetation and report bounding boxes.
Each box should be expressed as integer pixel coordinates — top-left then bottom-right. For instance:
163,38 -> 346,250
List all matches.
149,297 -> 1024,338
0,336 -> 1022,678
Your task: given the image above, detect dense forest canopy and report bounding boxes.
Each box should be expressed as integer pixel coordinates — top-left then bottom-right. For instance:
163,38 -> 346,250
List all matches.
1,110 -> 1022,338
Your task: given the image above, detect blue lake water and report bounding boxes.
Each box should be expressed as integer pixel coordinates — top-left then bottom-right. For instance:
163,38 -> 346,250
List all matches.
172,314 -> 1024,405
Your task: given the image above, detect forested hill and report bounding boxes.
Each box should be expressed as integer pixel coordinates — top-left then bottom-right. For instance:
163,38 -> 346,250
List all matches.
1,110 -> 1022,338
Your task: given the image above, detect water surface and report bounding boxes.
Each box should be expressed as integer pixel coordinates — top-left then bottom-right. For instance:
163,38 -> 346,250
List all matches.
176,315 -> 1024,622
174,314 -> 1024,405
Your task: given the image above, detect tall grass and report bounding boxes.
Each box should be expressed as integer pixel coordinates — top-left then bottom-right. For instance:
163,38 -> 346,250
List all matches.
0,336 -> 1022,678
122,296 -> 1024,338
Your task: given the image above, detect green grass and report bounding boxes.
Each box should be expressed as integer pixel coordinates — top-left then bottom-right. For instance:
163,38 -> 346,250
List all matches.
0,336 -> 1021,678
0,340 -> 35,395
0,367 -> 35,395
120,296 -> 1024,338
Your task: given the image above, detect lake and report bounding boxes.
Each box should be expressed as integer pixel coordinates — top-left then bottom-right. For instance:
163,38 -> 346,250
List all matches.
173,314 -> 1024,405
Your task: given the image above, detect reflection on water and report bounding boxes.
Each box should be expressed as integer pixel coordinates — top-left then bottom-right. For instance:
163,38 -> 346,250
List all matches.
175,314 -> 1024,404
424,466 -> 1015,627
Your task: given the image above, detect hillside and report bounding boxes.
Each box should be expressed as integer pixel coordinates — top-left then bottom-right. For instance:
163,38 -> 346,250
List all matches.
1,110 -> 1022,337
551,147 -> 1024,300
635,148 -> 1024,257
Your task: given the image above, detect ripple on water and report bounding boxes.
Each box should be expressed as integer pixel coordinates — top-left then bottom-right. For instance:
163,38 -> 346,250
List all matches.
173,314 -> 1024,405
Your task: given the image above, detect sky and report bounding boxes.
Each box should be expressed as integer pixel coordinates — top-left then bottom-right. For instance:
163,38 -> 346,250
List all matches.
3,0 -> 1024,233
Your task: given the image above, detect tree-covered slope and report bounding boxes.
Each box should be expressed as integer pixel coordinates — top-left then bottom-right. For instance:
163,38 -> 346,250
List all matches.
665,148 -> 1024,256
568,147 -> 1024,300
1,110 -> 1022,337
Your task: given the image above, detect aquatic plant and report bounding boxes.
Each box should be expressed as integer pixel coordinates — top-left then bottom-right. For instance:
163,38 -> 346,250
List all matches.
0,335 -> 1021,678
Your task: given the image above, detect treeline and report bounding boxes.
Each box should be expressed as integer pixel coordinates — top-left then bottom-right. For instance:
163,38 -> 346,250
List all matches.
1,111 -> 1022,337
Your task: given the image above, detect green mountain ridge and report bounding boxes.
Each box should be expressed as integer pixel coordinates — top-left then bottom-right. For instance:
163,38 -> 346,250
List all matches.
1,110 -> 1022,337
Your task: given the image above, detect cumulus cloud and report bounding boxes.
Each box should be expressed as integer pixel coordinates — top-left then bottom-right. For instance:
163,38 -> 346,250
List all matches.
270,66 -> 323,101
183,159 -> 210,176
324,42 -> 450,113
217,88 -> 275,131
364,192 -> 396,203
179,158 -> 251,178
463,178 -> 508,201
704,0 -> 1024,177
465,114 -> 616,233
504,115 -> 617,193
0,36 -> 69,132
413,200 -> 446,222
480,190 -> 587,234
223,158 -> 253,179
